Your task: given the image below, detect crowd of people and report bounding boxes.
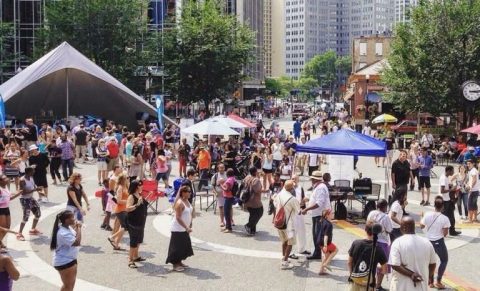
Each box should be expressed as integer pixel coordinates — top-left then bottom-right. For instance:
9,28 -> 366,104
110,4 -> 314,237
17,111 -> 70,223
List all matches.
0,113 -> 478,291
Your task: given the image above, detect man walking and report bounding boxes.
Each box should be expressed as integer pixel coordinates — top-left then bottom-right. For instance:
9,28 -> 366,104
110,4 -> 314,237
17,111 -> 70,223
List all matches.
391,150 -> 411,198
59,134 -> 75,181
301,171 -> 331,260
74,124 -> 89,163
466,159 -> 480,223
291,175 -> 310,258
273,180 -> 300,270
438,166 -> 461,236
418,147 -> 433,206
389,216 -> 437,291
420,196 -> 451,289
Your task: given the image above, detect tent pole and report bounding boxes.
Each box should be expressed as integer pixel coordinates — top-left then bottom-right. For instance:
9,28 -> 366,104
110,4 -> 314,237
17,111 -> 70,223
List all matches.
66,68 -> 69,122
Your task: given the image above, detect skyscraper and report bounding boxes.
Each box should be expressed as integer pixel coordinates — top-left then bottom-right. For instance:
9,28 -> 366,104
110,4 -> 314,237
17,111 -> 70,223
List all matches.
264,0 -> 285,78
285,0 -> 348,79
350,0 -> 395,38
395,0 -> 418,24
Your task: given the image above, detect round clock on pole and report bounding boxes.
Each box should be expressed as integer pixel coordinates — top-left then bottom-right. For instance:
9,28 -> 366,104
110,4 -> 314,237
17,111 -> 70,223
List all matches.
462,80 -> 480,102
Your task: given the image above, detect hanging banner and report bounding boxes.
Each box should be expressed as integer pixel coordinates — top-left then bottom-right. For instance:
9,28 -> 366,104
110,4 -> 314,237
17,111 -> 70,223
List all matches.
0,94 -> 5,128
155,94 -> 164,132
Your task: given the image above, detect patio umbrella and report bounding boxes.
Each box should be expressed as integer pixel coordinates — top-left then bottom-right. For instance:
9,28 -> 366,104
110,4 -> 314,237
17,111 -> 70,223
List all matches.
372,114 -> 398,124
209,115 -> 249,129
182,119 -> 240,136
461,124 -> 480,135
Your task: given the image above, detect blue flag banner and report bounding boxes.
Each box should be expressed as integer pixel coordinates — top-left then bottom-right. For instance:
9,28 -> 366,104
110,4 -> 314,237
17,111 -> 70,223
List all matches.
155,94 -> 164,132
0,94 -> 5,128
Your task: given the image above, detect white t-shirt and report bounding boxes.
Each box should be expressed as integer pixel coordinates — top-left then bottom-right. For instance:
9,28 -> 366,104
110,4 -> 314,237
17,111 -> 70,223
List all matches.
389,234 -> 437,291
308,154 -> 318,167
438,174 -> 450,201
367,210 -> 393,244
469,167 -> 480,192
308,183 -> 331,217
272,143 -> 283,161
389,200 -> 403,229
421,211 -> 450,241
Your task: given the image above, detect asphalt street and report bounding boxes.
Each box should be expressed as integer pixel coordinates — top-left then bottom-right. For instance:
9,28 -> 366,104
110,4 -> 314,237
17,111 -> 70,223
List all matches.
7,119 -> 480,291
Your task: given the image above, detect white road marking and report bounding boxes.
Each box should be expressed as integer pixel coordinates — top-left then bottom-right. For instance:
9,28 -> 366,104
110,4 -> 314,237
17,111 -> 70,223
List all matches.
8,197 -> 118,291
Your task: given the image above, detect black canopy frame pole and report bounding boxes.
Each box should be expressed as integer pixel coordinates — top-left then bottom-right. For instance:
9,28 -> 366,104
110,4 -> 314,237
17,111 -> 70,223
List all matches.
66,68 -> 69,122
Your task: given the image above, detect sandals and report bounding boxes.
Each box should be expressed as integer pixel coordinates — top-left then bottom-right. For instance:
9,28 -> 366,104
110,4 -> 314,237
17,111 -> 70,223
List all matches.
134,257 -> 146,262
173,266 -> 185,272
107,237 -> 117,249
16,234 -> 25,241
29,229 -> 42,235
128,262 -> 138,269
113,246 -> 126,251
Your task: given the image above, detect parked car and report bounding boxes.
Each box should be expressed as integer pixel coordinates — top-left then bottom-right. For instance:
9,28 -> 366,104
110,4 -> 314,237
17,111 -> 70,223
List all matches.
391,117 -> 438,134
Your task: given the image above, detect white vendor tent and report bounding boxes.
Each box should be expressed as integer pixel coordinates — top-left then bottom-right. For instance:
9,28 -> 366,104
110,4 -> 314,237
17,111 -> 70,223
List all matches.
182,119 -> 240,136
0,41 -> 169,128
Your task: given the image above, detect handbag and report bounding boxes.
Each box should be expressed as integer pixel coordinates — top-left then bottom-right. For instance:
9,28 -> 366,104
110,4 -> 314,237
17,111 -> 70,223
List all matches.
4,165 -> 19,177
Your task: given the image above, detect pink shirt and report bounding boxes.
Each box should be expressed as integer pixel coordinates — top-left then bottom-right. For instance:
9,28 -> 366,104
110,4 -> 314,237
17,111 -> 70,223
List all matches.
0,187 -> 11,208
222,177 -> 235,198
156,157 -> 168,174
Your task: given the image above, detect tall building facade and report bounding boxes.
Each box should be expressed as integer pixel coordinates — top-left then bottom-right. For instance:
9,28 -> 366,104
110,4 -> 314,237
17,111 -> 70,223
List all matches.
285,0 -> 349,79
0,0 -> 45,82
236,0 -> 265,82
350,0 -> 394,38
264,0 -> 285,78
395,0 -> 418,24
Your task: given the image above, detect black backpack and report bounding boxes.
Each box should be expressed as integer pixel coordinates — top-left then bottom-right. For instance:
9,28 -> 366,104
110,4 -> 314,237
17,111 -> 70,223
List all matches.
334,201 -> 348,220
350,244 -> 374,287
231,180 -> 240,198
363,201 -> 376,218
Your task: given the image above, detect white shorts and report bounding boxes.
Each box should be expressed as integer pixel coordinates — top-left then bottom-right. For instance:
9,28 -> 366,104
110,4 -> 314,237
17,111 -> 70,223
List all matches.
97,161 -> 108,171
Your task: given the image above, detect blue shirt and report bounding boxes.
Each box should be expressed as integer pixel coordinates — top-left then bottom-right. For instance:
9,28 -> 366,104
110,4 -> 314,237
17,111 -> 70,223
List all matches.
53,226 -> 78,266
293,121 -> 301,135
417,155 -> 433,177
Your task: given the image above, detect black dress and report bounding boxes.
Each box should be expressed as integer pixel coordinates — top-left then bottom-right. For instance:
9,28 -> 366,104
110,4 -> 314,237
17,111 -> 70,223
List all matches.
127,194 -> 147,248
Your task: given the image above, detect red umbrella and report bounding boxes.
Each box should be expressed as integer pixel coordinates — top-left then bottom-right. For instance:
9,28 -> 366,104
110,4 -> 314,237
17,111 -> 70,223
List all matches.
228,113 -> 256,128
461,125 -> 480,134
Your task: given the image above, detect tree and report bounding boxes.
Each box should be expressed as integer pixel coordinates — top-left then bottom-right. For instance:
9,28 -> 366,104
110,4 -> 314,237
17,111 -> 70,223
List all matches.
163,0 -> 255,114
265,78 -> 282,95
382,0 -> 480,127
37,0 -> 156,91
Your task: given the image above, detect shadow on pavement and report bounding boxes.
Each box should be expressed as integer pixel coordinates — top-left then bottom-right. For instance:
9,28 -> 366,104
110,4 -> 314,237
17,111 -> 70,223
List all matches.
79,245 -> 104,254
181,267 -> 221,280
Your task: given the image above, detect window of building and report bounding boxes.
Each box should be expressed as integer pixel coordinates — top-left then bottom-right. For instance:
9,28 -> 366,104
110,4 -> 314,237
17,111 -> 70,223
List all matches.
375,42 -> 383,56
359,42 -> 367,56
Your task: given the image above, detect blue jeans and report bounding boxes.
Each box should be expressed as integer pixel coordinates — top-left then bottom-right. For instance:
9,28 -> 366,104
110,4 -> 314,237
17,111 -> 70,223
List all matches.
61,159 -> 74,180
431,238 -> 448,282
457,192 -> 468,216
223,197 -> 235,230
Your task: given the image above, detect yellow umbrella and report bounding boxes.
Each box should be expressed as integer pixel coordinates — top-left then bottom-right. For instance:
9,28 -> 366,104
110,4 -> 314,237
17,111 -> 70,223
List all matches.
372,114 -> 398,124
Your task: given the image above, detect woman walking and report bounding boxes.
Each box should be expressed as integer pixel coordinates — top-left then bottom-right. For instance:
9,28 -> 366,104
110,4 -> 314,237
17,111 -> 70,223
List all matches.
262,147 -> 274,192
451,164 -> 469,220
66,173 -> 90,223
96,139 -> 109,186
126,180 -> 148,268
50,210 -> 82,291
166,186 -> 194,272
128,146 -> 143,183
220,169 -> 236,233
108,174 -> 129,250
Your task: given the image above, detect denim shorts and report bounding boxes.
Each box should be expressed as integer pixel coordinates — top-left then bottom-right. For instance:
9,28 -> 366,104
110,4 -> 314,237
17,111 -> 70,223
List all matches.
66,205 -> 83,222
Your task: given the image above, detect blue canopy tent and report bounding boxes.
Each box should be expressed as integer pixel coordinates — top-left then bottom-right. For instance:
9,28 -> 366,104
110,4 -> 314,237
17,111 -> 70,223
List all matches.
295,129 -> 389,199
295,129 -> 387,157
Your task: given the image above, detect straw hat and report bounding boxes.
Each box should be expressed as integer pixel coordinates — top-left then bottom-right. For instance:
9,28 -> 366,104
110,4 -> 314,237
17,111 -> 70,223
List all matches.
309,171 -> 323,181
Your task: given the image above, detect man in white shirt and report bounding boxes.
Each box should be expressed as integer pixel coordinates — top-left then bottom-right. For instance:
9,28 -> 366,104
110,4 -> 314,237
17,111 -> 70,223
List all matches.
466,160 -> 480,223
367,199 -> 393,289
308,153 -> 319,177
389,188 -> 407,242
389,216 -> 437,291
362,122 -> 372,136
273,180 -> 300,270
420,196 -> 450,289
291,175 -> 310,257
438,166 -> 460,236
301,171 -> 331,260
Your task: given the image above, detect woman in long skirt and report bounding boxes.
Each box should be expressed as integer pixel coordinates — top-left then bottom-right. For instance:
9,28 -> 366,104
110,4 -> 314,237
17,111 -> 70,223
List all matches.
166,186 -> 194,272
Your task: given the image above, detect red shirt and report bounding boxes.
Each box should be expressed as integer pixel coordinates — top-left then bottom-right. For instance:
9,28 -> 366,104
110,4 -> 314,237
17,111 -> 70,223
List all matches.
107,142 -> 119,158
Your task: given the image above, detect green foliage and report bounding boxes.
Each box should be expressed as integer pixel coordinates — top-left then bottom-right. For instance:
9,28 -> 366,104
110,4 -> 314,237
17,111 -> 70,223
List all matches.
37,0 -> 156,90
303,50 -> 337,86
382,0 -> 480,127
265,78 -> 282,95
163,0 -> 255,109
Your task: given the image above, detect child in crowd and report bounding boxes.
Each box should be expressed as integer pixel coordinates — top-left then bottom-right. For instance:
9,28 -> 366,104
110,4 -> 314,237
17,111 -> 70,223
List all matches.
319,209 -> 338,275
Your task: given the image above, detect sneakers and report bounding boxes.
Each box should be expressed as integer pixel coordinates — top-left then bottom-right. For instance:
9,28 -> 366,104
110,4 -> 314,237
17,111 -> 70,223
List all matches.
420,200 -> 425,205
424,201 -> 431,206
104,225 -> 113,231
281,261 -> 294,270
